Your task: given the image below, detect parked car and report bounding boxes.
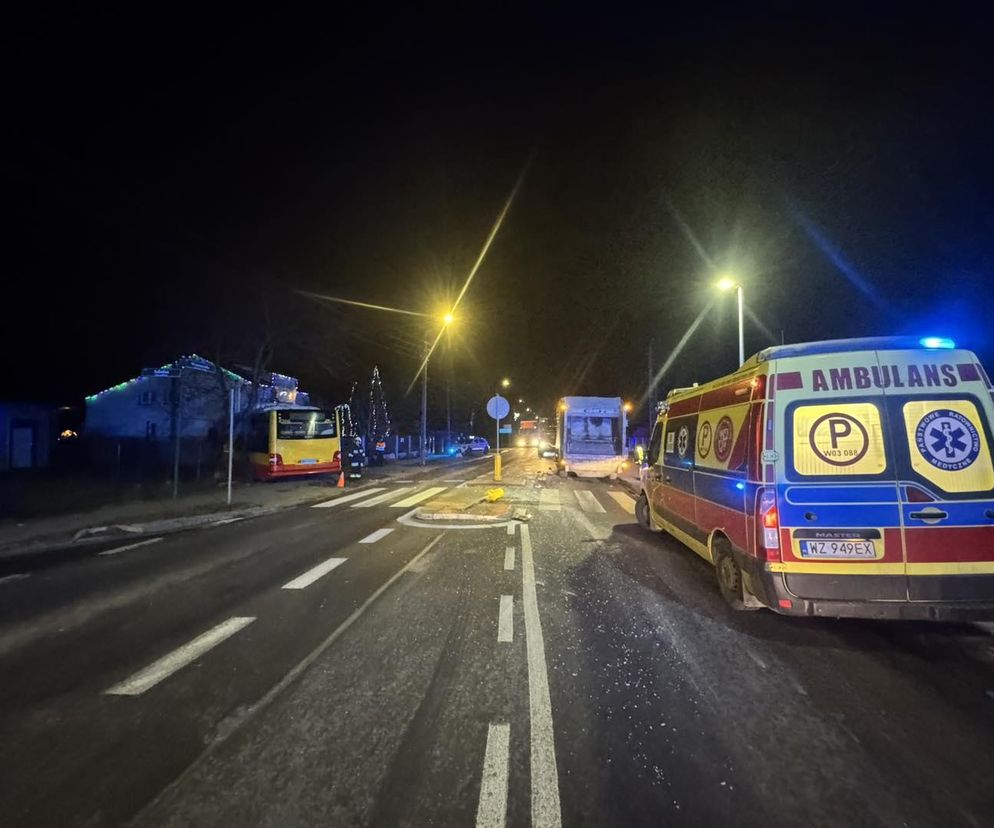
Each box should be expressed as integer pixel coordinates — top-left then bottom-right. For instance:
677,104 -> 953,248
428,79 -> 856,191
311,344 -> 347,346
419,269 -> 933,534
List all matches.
455,436 -> 490,456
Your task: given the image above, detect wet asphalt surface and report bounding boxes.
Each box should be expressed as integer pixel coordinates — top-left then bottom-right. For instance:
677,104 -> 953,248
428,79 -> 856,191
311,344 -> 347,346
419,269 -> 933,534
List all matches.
0,449 -> 992,827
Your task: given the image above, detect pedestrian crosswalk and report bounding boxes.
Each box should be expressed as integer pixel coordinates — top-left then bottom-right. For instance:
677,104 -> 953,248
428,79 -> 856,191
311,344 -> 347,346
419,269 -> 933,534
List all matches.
313,483 -> 637,516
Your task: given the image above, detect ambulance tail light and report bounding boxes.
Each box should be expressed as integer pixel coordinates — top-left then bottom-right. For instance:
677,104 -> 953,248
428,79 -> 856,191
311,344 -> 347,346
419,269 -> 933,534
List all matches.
333,450 -> 342,466
269,453 -> 283,466
757,488 -> 780,560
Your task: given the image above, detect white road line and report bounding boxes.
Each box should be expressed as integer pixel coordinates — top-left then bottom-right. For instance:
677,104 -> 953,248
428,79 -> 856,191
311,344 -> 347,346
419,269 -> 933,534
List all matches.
97,537 -> 164,557
520,524 -> 562,827
538,489 -> 561,511
390,486 -> 448,508
311,488 -> 386,508
497,595 -> 514,642
607,491 -> 636,515
352,487 -> 417,508
0,572 -> 30,585
475,722 -> 510,828
393,480 -> 416,483
105,616 -> 255,696
211,517 -> 244,527
282,557 -> 347,590
506,523 -> 516,537
443,479 -> 466,483
574,490 -> 606,513
359,527 -> 395,544
504,546 -> 515,571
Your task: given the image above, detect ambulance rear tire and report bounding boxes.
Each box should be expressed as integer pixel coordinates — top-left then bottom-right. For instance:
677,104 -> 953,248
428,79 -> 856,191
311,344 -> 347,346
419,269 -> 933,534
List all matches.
714,538 -> 747,611
635,492 -> 658,532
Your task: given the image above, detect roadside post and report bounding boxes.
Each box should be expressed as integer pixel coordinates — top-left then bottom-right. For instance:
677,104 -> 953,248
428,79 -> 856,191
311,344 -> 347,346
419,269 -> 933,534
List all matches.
226,385 -> 235,506
486,393 -> 510,481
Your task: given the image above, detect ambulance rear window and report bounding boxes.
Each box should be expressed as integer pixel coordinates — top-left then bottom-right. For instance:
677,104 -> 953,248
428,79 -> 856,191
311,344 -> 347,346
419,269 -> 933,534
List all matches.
789,401 -> 888,478
900,399 -> 994,493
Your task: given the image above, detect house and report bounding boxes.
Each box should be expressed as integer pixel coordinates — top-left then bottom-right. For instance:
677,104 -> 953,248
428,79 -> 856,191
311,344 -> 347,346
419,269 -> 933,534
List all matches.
0,401 -> 57,471
84,355 -> 311,470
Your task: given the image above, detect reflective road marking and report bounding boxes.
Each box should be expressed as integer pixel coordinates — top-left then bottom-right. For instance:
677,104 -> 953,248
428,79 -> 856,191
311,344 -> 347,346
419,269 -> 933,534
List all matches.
98,537 -> 163,557
520,523 -> 562,826
106,616 -> 255,696
282,557 -> 347,590
475,722 -> 510,828
312,488 -> 385,508
504,546 -> 515,571
497,595 -> 514,642
352,487 -> 416,508
538,489 -> 561,511
390,487 -> 448,508
574,490 -> 605,513
359,527 -> 394,544
607,492 -> 636,515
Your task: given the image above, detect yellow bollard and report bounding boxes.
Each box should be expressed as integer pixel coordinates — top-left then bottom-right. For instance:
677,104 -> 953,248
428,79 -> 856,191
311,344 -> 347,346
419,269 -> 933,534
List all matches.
493,452 -> 502,482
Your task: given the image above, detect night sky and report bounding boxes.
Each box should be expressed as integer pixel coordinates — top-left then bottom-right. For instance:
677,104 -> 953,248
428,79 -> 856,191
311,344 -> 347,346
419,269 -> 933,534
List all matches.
5,8 -> 993,432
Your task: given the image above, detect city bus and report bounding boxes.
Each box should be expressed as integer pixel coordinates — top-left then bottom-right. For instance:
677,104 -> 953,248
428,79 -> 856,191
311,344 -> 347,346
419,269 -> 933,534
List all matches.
247,405 -> 343,480
636,336 -> 994,620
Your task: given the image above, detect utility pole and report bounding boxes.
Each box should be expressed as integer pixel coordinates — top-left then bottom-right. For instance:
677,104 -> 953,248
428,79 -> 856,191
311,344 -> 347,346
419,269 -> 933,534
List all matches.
647,339 -> 655,438
420,338 -> 429,466
171,368 -> 182,499
226,384 -> 235,506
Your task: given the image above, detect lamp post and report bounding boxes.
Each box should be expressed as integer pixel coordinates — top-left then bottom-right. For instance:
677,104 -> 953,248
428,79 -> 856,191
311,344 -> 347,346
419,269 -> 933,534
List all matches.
419,312 -> 455,467
717,276 -> 744,367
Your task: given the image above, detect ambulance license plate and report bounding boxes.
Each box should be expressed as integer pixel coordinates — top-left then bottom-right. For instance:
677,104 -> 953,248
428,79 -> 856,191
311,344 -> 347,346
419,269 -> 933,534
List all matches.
798,540 -> 876,558
299,459 -> 317,465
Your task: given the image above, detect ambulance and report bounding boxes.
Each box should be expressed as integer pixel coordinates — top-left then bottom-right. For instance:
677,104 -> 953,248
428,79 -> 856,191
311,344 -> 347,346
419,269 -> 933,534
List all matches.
635,336 -> 994,619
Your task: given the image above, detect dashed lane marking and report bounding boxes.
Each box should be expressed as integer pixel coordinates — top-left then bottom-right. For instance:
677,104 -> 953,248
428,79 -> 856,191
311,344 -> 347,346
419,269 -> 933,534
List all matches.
359,527 -> 395,544
312,488 -> 386,508
282,557 -> 347,590
0,572 -> 30,585
476,722 -> 510,828
574,490 -> 606,513
352,487 -> 417,508
98,537 -> 164,557
504,546 -> 515,571
506,523 -> 516,537
607,491 -> 636,515
105,616 -> 255,696
520,524 -> 562,826
390,486 -> 448,508
497,595 -> 514,642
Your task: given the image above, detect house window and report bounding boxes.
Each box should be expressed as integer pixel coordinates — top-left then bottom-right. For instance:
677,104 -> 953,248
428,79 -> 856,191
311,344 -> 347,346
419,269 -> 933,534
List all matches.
139,390 -> 157,406
146,421 -> 157,438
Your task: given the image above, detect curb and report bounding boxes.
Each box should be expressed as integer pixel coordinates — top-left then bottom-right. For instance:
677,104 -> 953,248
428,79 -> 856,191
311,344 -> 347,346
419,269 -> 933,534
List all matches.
415,511 -> 510,523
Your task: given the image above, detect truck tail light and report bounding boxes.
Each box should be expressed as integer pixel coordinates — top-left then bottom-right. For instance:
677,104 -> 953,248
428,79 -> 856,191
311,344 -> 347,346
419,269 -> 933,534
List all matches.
269,453 -> 283,466
757,487 -> 780,560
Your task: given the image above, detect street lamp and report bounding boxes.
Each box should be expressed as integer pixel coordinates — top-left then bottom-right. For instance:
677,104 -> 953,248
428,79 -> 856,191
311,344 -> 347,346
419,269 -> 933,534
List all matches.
717,275 -> 744,367
420,311 -> 455,466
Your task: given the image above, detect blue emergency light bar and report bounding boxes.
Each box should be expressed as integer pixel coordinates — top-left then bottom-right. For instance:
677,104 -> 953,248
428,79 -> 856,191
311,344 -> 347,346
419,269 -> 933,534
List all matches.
756,336 -> 960,362
919,336 -> 956,350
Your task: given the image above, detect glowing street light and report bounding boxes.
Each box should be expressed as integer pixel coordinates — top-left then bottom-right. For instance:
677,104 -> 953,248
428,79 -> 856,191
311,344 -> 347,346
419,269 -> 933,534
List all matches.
501,377 -> 511,389
716,275 -> 744,367
418,310 -> 457,466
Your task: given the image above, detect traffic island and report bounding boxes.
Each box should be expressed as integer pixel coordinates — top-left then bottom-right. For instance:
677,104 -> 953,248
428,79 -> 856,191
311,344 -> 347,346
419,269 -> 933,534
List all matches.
413,487 -> 514,523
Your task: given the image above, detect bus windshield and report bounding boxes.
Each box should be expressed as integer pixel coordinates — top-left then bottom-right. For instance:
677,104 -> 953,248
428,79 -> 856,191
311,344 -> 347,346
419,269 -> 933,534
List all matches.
276,410 -> 337,440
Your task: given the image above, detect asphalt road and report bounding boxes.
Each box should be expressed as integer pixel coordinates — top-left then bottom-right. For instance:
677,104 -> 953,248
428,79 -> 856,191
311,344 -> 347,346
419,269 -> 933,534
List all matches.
1,448 -> 993,827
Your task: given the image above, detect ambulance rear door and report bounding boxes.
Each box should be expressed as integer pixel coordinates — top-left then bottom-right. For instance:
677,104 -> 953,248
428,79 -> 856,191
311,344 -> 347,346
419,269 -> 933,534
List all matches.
775,352 -> 906,603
